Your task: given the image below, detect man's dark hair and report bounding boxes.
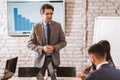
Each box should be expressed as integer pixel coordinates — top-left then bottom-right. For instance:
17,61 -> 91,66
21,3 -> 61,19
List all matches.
40,4 -> 54,14
98,40 -> 110,56
98,40 -> 111,60
88,44 -> 106,59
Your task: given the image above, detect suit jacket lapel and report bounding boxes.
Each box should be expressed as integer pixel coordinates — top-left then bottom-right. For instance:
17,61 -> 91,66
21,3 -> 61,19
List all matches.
50,21 -> 56,44
39,22 -> 46,45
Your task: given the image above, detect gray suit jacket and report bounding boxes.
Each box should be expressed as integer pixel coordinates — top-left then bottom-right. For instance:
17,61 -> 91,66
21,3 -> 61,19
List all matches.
27,21 -> 66,68
86,64 -> 120,80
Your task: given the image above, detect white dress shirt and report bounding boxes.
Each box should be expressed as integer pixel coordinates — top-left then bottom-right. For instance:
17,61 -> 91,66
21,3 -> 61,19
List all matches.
96,61 -> 109,70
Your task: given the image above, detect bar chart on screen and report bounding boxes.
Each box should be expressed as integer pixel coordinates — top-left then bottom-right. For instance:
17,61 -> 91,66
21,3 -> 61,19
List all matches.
14,8 -> 34,31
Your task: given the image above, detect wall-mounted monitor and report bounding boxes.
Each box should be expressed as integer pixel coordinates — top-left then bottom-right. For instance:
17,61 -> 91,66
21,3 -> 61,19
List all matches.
7,0 -> 65,35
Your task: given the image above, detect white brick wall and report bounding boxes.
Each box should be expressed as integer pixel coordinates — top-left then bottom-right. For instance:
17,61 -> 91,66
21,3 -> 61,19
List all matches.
0,0 -> 120,76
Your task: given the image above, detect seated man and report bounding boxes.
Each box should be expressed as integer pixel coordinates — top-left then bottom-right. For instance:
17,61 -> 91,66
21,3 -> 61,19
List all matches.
86,43 -> 120,80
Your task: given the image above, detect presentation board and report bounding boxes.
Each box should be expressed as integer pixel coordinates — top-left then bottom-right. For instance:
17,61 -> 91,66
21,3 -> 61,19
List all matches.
93,17 -> 120,68
7,0 -> 65,35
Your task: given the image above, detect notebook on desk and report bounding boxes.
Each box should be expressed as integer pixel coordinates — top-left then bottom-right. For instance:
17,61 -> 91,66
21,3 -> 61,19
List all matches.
0,57 -> 18,80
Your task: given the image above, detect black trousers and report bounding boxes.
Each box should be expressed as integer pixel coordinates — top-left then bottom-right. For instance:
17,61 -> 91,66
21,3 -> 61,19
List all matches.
37,56 -> 57,80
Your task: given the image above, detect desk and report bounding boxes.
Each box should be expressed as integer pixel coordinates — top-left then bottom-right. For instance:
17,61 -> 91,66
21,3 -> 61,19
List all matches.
10,77 -> 82,80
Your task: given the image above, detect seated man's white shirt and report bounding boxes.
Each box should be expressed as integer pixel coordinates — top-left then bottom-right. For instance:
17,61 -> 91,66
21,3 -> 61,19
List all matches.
96,61 -> 109,70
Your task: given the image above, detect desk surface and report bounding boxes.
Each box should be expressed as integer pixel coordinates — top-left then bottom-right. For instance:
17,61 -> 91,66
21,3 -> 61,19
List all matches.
10,77 -> 82,80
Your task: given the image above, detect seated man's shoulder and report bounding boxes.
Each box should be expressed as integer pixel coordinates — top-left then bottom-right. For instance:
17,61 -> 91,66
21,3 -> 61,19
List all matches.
114,68 -> 120,74
86,68 -> 120,80
85,70 -> 102,80
86,72 -> 95,80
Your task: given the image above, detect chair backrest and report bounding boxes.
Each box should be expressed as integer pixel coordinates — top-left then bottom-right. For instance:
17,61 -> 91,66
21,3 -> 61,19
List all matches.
18,67 -> 39,77
56,67 -> 76,77
18,67 -> 76,77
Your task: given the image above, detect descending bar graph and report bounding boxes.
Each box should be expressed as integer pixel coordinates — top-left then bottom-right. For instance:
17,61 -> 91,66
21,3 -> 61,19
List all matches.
14,8 -> 34,31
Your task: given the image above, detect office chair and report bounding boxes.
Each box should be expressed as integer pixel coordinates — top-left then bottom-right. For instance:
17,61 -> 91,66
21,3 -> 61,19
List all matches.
18,67 -> 40,77
18,66 -> 76,80
18,67 -> 54,80
56,67 -> 76,77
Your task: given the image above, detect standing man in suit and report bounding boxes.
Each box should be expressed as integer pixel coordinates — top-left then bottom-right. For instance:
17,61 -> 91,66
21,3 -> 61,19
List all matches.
27,4 -> 66,80
86,43 -> 120,80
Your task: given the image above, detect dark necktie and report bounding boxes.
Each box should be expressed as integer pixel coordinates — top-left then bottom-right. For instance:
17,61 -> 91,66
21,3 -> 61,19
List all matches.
47,23 -> 51,45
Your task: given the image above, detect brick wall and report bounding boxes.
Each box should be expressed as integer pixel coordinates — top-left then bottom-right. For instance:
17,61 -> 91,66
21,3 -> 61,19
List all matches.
0,0 -> 120,76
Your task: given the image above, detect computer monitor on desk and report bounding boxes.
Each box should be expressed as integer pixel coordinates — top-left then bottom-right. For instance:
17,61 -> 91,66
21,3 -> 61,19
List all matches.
1,57 -> 18,80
